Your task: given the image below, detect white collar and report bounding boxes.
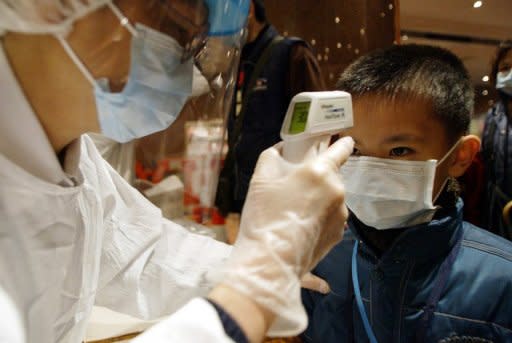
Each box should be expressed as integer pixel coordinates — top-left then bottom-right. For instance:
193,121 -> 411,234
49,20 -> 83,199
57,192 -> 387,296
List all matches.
0,43 -> 74,186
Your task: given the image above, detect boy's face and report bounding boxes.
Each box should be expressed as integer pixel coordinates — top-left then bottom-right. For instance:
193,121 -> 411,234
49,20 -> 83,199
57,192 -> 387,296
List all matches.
340,96 -> 456,200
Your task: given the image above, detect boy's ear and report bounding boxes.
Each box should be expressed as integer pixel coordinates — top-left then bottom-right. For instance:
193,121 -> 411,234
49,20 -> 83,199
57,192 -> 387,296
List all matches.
448,135 -> 481,177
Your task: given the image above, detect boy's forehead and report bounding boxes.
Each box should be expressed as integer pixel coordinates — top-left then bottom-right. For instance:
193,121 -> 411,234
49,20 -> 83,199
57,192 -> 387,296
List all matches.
341,95 -> 447,142
349,96 -> 433,125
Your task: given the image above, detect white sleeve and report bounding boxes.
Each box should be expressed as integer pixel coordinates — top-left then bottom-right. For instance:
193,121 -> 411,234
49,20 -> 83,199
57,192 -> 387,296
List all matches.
0,286 -> 26,343
81,136 -> 231,320
86,136 -> 232,319
94,211 -> 232,319
131,298 -> 235,343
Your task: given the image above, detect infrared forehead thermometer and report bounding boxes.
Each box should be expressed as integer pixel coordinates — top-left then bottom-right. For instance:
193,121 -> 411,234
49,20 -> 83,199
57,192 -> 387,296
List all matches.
280,91 -> 354,163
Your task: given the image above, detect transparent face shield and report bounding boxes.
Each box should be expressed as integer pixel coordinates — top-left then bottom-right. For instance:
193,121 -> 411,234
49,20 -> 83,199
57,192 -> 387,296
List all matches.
53,0 -> 248,226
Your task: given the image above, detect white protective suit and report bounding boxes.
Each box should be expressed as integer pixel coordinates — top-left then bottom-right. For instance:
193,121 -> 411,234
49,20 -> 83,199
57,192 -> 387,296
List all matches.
88,133 -> 136,184
0,44 -> 232,342
0,286 -> 25,342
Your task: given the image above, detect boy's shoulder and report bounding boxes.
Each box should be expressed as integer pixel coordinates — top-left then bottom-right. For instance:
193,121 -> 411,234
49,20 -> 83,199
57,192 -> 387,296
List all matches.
461,221 -> 512,263
310,223 -> 512,298
303,224 -> 512,341
443,223 -> 512,330
456,222 -> 512,301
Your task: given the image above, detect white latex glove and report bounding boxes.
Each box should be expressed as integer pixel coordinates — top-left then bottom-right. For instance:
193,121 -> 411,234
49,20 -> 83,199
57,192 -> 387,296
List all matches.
217,136 -> 354,337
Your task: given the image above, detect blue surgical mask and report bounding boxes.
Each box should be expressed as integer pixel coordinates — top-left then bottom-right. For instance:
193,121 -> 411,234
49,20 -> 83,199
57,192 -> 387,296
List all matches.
496,69 -> 512,96
56,6 -> 193,143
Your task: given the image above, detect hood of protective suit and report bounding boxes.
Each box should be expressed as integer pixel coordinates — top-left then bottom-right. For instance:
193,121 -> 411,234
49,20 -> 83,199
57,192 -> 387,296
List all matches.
0,0 -> 110,35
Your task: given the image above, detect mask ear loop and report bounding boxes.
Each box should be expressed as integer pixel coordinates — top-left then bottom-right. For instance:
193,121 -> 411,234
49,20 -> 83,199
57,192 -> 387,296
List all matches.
106,2 -> 138,37
432,138 -> 463,202
432,178 -> 449,203
436,138 -> 462,167
55,35 -> 97,87
54,2 -> 138,88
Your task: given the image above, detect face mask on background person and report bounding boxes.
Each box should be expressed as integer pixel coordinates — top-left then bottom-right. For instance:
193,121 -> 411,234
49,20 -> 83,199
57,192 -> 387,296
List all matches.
339,139 -> 461,230
496,69 -> 512,96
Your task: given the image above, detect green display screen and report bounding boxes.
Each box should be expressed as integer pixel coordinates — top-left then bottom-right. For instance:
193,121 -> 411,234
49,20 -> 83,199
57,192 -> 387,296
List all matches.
289,101 -> 311,134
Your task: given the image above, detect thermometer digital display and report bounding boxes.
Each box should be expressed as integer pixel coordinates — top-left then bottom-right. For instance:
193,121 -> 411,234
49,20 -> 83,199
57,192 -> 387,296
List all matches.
280,91 -> 353,162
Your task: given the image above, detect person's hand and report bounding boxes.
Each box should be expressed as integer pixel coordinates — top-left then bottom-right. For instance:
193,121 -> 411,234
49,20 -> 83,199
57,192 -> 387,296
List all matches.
216,136 -> 354,337
301,273 -> 330,294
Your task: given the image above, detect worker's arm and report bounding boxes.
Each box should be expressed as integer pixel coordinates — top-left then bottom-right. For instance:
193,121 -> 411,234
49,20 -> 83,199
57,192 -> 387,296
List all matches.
131,285 -> 270,343
102,136 -> 353,342
94,210 -> 233,320
79,134 -> 232,320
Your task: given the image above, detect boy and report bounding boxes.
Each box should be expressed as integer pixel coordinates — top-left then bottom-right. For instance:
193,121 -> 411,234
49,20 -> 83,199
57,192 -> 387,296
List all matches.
302,44 -> 512,342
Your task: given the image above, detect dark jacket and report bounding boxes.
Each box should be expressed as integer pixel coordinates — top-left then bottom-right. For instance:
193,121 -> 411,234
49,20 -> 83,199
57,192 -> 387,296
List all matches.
481,99 -> 512,239
302,199 -> 512,343
215,25 -> 325,214
231,25 -> 295,206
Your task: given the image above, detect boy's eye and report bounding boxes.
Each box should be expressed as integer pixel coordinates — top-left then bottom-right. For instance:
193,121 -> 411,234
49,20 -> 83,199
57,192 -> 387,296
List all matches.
389,147 -> 412,157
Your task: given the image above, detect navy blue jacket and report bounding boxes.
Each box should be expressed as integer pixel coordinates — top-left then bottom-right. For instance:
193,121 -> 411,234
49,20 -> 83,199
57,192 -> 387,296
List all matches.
302,199 -> 512,342
215,25 -> 313,214
481,99 -> 512,239
231,26 -> 296,207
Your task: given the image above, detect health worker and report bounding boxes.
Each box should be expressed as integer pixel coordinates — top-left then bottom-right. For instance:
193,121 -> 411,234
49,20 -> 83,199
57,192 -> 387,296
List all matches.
0,0 -> 354,342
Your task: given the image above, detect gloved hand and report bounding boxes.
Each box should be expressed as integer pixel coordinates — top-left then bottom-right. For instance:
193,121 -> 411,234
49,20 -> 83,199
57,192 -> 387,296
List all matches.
217,136 -> 354,337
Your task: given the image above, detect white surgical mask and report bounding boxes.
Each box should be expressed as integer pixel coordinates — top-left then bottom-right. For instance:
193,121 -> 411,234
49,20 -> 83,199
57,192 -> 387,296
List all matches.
340,140 -> 460,230
496,69 -> 512,96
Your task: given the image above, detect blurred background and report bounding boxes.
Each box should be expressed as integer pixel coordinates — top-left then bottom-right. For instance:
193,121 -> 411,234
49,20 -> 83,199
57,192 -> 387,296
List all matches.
266,0 -> 512,135
400,0 -> 511,134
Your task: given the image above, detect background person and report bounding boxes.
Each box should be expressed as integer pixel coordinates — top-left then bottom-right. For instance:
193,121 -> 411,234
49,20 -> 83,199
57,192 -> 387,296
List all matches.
215,0 -> 326,216
481,41 -> 512,240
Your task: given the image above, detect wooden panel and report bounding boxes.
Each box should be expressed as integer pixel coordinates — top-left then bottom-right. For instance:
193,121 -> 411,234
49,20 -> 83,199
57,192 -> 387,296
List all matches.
265,0 -> 399,87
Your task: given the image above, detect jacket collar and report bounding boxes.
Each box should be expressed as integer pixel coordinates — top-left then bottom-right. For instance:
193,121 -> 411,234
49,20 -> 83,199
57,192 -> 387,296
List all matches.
241,24 -> 279,63
350,198 -> 464,265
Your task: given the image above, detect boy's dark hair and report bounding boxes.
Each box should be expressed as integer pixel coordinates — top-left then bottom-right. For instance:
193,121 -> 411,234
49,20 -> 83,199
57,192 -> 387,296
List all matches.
490,40 -> 512,86
337,44 -> 474,139
252,0 -> 267,23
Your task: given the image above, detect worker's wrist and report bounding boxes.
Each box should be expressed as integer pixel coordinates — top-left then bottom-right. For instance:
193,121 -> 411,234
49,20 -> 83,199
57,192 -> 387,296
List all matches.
208,284 -> 276,343
206,298 -> 250,343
